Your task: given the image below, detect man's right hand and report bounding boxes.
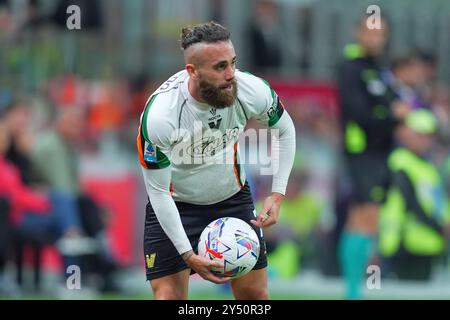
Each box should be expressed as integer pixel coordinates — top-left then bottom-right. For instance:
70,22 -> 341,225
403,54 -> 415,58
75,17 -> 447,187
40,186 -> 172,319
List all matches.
182,250 -> 231,284
392,100 -> 411,120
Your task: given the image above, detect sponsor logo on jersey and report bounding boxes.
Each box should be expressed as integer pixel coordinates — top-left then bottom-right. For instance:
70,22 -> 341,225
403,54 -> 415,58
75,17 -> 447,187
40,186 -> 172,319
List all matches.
208,118 -> 222,129
208,108 -> 223,129
187,127 -> 240,158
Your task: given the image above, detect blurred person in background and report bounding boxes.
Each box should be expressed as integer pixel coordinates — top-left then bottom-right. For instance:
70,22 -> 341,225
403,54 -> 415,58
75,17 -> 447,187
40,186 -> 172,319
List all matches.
379,109 -> 450,280
0,0 -> 12,37
0,104 -> 14,295
0,195 -> 12,295
383,51 -> 429,111
4,98 -> 37,186
261,171 -> 321,279
430,85 -> 450,146
247,0 -> 282,74
0,115 -> 88,293
415,49 -> 438,105
2,98 -> 40,294
30,105 -> 120,292
336,16 -> 409,300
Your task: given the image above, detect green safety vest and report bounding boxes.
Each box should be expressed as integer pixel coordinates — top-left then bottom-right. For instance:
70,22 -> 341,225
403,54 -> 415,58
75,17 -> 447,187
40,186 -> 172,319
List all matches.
379,148 -> 450,256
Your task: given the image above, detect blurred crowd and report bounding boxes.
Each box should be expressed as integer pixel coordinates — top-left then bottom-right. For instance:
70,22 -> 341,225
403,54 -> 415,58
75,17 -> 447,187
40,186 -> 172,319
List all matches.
258,11 -> 450,301
1,0 -> 450,299
0,95 -> 125,296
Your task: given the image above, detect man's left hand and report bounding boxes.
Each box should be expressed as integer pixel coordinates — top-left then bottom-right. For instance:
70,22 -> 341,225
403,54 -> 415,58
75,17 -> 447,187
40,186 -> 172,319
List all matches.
250,192 -> 284,228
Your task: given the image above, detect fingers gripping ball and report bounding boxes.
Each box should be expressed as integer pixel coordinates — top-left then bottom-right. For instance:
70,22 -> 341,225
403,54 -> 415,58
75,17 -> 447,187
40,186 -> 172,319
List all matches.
198,217 -> 260,279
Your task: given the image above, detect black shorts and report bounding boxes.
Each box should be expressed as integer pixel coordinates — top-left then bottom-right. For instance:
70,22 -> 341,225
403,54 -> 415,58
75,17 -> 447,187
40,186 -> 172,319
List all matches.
345,153 -> 390,204
143,182 -> 268,281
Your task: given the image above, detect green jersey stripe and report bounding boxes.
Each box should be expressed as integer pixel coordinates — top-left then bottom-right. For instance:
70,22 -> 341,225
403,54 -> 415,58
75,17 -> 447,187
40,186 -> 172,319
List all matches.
142,94 -> 158,142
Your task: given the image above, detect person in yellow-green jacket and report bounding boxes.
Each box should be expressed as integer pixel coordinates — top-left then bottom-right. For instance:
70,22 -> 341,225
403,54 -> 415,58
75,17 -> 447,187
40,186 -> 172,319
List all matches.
379,109 -> 450,280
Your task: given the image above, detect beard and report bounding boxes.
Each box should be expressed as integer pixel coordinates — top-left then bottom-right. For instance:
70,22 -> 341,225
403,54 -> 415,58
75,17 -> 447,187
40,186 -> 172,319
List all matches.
199,77 -> 237,109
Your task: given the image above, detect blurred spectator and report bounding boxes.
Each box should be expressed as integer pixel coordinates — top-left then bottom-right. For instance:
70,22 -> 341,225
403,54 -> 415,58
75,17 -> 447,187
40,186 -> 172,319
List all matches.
4,98 -> 37,186
379,109 -> 450,280
23,0 -> 47,30
295,101 -> 340,275
31,105 -> 120,292
0,0 -> 52,37
0,196 -> 13,295
0,110 -> 13,291
263,171 -> 322,279
415,49 -> 438,104
430,85 -> 450,147
128,74 -> 156,121
247,0 -> 282,74
0,0 -> 11,37
88,79 -> 128,136
32,105 -> 84,194
0,117 -> 91,291
383,51 -> 429,110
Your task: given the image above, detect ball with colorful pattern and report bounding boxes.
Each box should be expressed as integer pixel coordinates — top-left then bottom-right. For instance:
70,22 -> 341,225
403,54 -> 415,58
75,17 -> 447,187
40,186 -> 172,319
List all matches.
197,217 -> 260,279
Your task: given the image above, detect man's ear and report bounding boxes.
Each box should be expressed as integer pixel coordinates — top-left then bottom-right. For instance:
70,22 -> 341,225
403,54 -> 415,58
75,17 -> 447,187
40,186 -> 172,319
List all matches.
186,64 -> 198,79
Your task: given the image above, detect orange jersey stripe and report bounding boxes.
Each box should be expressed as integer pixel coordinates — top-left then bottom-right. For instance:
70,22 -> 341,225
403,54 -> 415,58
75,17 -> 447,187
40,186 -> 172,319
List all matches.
233,143 -> 243,189
137,126 -> 149,169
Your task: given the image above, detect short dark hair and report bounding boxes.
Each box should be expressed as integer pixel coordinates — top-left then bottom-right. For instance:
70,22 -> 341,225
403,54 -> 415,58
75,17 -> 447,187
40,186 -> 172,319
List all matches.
390,50 -> 424,71
180,21 -> 230,50
413,48 -> 437,66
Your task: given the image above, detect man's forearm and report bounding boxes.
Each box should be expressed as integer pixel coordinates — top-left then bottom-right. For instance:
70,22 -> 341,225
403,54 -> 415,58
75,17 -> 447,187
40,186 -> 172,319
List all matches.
271,112 -> 296,195
142,167 -> 193,255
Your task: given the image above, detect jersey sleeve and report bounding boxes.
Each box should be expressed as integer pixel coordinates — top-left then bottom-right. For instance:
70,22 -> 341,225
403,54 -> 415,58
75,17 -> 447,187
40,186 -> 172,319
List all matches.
237,71 -> 296,195
137,94 -> 173,170
137,93 -> 193,255
241,72 -> 285,127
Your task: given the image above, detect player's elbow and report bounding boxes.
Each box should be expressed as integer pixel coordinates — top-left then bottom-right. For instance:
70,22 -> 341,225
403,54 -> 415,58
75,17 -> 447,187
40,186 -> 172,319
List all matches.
277,113 -> 296,140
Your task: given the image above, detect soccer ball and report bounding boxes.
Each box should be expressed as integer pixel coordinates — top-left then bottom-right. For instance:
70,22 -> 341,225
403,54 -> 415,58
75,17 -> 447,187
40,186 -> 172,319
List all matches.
197,217 -> 260,279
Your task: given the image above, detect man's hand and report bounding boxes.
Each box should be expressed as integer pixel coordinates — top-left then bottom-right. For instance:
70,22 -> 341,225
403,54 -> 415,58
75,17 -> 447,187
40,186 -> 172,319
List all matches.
392,100 -> 411,120
181,250 -> 231,284
250,192 -> 284,228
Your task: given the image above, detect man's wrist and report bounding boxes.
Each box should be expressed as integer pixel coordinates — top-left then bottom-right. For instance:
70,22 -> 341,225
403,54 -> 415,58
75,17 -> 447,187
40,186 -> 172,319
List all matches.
271,192 -> 285,203
181,250 -> 194,262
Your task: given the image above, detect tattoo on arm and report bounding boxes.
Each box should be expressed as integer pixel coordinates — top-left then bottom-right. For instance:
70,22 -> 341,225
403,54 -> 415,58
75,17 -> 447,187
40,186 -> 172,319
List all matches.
182,250 -> 194,262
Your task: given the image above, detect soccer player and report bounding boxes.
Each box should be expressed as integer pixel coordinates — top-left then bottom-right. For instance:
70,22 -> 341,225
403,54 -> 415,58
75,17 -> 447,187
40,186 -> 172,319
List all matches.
137,21 -> 296,300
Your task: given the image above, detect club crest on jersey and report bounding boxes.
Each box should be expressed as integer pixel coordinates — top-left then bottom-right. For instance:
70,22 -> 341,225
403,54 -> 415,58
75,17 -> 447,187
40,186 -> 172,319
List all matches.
208,108 -> 222,129
144,143 -> 157,163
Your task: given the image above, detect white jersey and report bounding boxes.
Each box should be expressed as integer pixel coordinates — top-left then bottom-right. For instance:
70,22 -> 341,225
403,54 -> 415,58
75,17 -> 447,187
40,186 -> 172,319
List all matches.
138,70 -> 286,205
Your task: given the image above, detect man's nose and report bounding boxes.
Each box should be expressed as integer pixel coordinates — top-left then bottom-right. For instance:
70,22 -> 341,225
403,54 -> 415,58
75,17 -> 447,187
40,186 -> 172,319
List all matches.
224,65 -> 235,81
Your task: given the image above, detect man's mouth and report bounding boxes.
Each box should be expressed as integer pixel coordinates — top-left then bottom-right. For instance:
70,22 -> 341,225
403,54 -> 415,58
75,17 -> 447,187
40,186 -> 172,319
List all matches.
220,83 -> 233,92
